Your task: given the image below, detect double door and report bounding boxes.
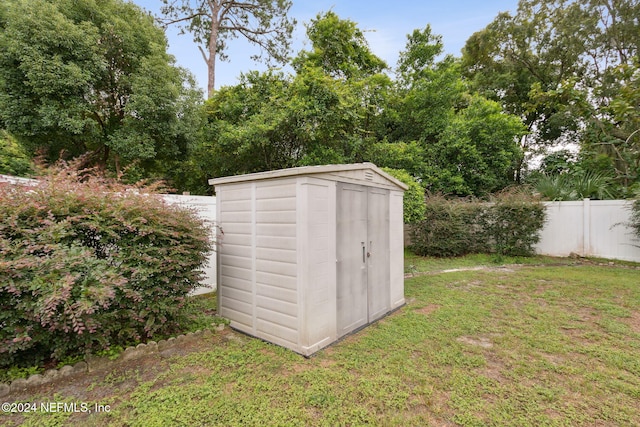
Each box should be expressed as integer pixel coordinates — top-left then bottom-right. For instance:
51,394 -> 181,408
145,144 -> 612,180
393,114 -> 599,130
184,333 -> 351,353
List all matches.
336,183 -> 390,338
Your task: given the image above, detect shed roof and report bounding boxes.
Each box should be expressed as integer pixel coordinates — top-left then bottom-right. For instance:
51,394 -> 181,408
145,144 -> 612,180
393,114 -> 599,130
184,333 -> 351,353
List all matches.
208,163 -> 408,191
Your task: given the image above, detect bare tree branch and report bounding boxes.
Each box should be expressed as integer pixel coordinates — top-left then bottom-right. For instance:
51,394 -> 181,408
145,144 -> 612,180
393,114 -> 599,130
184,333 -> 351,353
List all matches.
198,45 -> 209,63
158,12 -> 206,26
159,0 -> 294,97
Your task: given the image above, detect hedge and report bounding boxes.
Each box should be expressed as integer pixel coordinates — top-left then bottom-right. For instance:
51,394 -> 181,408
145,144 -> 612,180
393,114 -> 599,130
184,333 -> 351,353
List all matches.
409,191 -> 546,257
0,166 -> 211,369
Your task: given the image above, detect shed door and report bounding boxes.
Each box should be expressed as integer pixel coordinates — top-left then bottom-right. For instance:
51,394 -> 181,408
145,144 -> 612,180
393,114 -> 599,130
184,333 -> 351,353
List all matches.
367,188 -> 390,321
336,183 -> 390,338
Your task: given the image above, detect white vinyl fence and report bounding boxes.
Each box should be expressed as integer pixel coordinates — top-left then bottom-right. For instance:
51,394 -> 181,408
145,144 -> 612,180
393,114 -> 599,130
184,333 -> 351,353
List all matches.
162,195 -> 217,295
535,199 -> 640,262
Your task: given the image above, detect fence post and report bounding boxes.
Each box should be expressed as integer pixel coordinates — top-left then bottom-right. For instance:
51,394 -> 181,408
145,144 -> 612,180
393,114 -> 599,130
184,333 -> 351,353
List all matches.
583,198 -> 590,256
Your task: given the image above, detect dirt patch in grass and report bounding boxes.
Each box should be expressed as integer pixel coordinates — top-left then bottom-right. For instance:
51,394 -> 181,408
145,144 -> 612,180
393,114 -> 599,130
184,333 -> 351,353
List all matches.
457,336 -> 493,348
480,353 -> 507,383
625,311 -> 640,334
285,361 -> 312,377
417,304 -> 441,316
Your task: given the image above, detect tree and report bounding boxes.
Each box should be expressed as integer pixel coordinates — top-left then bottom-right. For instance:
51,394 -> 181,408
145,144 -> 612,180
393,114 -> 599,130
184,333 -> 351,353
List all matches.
159,0 -> 296,97
429,96 -> 526,196
194,14 -> 526,198
202,70 -> 300,177
390,26 -> 474,149
0,0 -> 203,178
196,11 -> 391,183
385,26 -> 525,195
461,0 -> 589,180
292,11 -> 387,80
462,0 -> 640,185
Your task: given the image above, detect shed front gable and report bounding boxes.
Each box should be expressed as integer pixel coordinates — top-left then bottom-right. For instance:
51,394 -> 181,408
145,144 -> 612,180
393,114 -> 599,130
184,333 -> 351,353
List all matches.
209,163 -> 408,192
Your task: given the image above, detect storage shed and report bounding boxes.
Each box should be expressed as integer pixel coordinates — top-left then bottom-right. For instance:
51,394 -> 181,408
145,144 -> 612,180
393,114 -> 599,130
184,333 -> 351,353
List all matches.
208,163 -> 407,356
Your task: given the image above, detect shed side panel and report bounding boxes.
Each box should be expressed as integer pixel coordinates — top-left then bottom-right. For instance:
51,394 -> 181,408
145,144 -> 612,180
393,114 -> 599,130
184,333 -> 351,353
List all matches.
217,184 -> 254,330
389,191 -> 405,308
254,180 -> 299,347
299,179 -> 336,354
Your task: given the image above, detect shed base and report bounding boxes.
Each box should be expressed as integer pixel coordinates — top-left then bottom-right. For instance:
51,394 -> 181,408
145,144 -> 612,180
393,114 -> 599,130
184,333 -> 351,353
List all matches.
225,302 -> 407,358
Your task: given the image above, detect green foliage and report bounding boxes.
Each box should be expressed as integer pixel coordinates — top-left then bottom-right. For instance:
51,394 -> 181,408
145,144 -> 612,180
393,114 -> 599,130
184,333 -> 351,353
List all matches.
198,15 -> 526,199
198,13 -> 393,183
485,190 -> 547,256
365,140 -> 427,177
426,95 -> 526,196
0,365 -> 43,383
534,170 -> 618,201
396,25 -> 445,85
387,28 -> 526,195
0,163 -> 211,369
630,195 -> 640,243
392,54 -> 465,145
410,192 -> 545,257
463,0 -> 640,185
381,168 -> 425,224
409,195 -> 491,257
293,11 -> 387,79
0,130 -> 33,177
0,0 -> 203,177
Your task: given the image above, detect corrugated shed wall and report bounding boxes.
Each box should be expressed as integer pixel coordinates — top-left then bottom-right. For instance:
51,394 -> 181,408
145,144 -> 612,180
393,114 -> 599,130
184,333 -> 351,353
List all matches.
300,179 -> 337,352
218,183 -> 254,329
254,181 -> 298,347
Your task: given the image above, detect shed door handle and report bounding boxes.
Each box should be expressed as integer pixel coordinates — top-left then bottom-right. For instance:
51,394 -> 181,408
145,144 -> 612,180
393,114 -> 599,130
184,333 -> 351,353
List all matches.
362,244 -> 366,263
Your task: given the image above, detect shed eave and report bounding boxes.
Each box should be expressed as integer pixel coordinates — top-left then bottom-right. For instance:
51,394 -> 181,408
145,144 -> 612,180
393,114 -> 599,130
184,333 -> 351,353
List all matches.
208,163 -> 408,191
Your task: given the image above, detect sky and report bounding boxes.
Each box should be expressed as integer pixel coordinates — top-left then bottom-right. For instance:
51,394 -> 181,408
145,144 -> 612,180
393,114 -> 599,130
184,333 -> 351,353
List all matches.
133,0 -> 521,92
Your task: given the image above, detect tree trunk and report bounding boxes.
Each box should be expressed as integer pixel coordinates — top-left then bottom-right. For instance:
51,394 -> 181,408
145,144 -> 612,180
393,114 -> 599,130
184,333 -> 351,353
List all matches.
206,1 -> 221,98
207,44 -> 216,97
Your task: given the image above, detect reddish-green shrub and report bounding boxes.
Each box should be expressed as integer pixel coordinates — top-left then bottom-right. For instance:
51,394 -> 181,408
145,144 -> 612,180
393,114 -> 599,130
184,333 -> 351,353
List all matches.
0,167 -> 211,368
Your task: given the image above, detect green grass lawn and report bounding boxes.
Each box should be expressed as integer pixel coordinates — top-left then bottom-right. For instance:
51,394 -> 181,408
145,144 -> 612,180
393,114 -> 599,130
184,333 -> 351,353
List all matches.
3,260 -> 640,426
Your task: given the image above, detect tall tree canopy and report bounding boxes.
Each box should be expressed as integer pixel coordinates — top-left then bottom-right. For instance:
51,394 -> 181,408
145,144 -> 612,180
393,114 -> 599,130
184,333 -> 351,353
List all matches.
194,12 -> 391,179
462,0 -> 640,188
190,16 -> 525,197
292,11 -> 387,80
0,0 -> 203,179
382,26 -> 526,195
159,0 -> 296,97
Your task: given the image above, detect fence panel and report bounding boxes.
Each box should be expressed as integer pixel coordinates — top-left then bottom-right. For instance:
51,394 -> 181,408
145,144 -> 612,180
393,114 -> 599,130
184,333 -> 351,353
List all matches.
535,199 -> 640,262
163,195 -> 217,294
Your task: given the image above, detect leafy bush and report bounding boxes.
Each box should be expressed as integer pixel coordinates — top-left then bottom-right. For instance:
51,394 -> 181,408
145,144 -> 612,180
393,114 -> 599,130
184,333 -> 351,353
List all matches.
382,168 -> 425,224
630,196 -> 640,244
0,165 -> 211,369
410,191 -> 545,257
409,195 -> 490,257
533,170 -> 618,201
485,190 -> 547,256
0,130 -> 33,177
